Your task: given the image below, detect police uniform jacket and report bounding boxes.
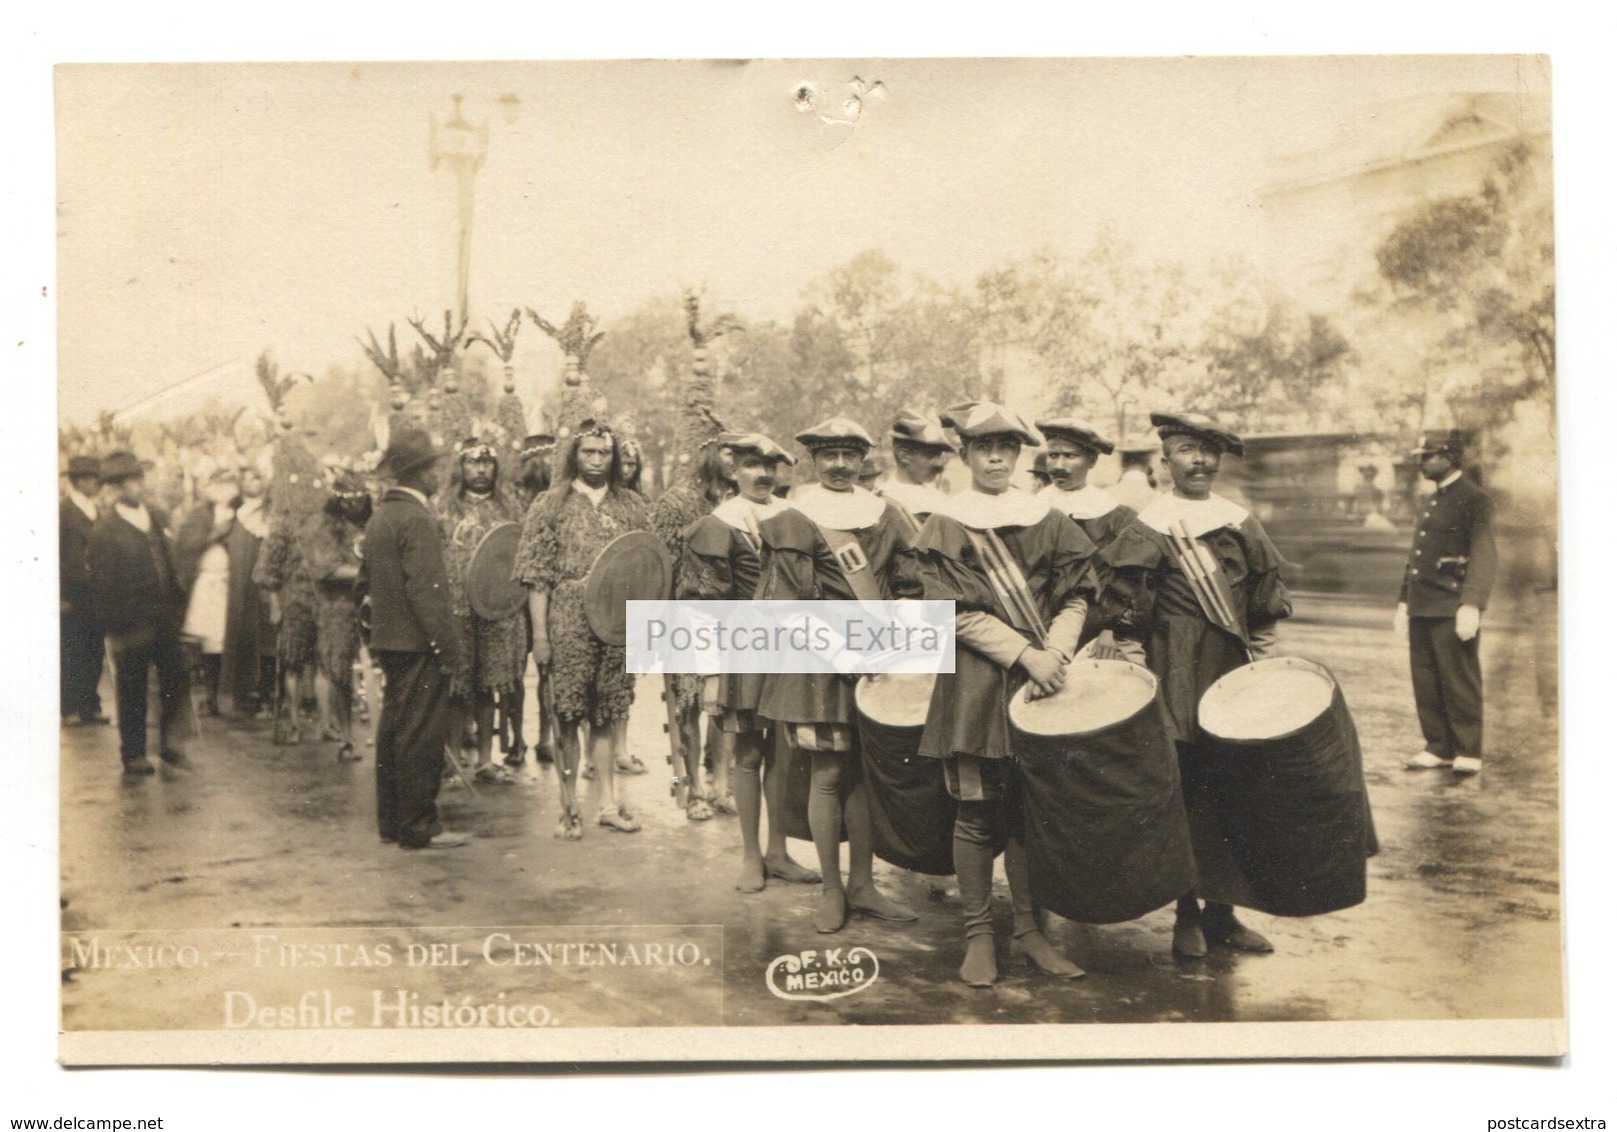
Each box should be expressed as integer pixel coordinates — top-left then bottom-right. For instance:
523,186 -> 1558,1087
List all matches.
360,488 -> 465,671
1398,474 -> 1497,619
60,497 -> 97,613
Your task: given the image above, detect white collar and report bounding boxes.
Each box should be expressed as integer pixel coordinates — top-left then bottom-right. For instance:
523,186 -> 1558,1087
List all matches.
879,479 -> 951,516
1137,491 -> 1249,538
237,498 -> 268,537
787,483 -> 888,531
1038,482 -> 1119,520
572,479 -> 609,507
67,488 -> 98,521
1437,470 -> 1463,491
937,486 -> 1050,530
394,485 -> 430,510
115,502 -> 152,533
713,493 -> 783,534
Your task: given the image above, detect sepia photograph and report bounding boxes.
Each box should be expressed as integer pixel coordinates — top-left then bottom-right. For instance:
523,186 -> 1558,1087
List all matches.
45,54 -> 1568,1067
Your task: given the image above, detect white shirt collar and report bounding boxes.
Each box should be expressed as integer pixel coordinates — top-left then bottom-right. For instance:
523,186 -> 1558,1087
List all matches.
879,479 -> 951,517
787,483 -> 888,531
67,487 -> 98,522
1438,470 -> 1463,491
713,493 -> 783,534
572,479 -> 609,507
393,486 -> 430,510
1037,482 -> 1120,520
115,502 -> 152,533
237,497 -> 268,538
936,486 -> 1050,530
1136,491 -> 1249,538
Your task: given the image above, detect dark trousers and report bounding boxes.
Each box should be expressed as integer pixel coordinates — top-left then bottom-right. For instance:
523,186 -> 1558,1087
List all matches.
1409,616 -> 1483,759
375,650 -> 450,847
60,610 -> 105,720
111,628 -> 190,763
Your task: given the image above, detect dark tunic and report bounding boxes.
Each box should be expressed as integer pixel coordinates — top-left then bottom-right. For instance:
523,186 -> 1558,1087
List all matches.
679,507 -> 769,718
915,509 -> 1097,761
304,509 -> 367,684
652,481 -> 722,711
438,487 -> 527,698
754,499 -> 920,727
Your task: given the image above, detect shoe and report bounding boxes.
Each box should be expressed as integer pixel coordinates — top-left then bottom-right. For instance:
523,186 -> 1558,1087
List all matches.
766,857 -> 822,885
960,936 -> 997,987
474,764 -> 517,785
1405,751 -> 1454,770
615,755 -> 649,776
159,749 -> 191,769
80,713 -> 111,726
1203,912 -> 1274,953
1172,915 -> 1207,959
122,759 -> 156,777
1452,755 -> 1482,775
534,744 -> 555,766
402,831 -> 470,849
848,888 -> 919,922
1011,932 -> 1085,979
337,742 -> 361,763
503,746 -> 526,768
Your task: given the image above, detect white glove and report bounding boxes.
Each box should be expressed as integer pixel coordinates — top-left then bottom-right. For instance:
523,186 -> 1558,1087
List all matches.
1455,604 -> 1480,642
1393,602 -> 1408,641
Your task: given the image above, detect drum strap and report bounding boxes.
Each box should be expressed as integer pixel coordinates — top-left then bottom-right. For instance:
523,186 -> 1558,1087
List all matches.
813,523 -> 885,602
963,528 -> 1048,651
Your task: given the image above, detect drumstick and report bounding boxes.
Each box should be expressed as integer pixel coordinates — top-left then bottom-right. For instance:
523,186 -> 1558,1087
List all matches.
975,530 -> 1048,650
1168,521 -> 1239,637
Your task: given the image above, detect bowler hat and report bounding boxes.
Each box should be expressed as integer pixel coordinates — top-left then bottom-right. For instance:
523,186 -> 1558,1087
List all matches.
98,451 -> 149,483
380,427 -> 447,479
64,455 -> 101,480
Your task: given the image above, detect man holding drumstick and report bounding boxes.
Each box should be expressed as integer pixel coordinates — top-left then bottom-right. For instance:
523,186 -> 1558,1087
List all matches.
1098,411 -> 1293,959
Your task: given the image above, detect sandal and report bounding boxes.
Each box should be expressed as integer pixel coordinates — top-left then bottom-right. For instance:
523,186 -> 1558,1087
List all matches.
686,797 -> 715,822
475,764 -> 516,786
598,806 -> 642,833
581,762 -> 597,781
615,755 -> 649,775
336,742 -> 361,763
555,809 -> 585,841
713,792 -> 738,816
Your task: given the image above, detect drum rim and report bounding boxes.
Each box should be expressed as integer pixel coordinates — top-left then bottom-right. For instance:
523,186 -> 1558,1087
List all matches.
467,521 -> 525,620
854,672 -> 937,729
1198,655 -> 1340,743
1007,659 -> 1158,738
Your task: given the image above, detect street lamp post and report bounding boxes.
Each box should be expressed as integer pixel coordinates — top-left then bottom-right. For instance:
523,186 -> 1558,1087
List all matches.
429,94 -> 489,327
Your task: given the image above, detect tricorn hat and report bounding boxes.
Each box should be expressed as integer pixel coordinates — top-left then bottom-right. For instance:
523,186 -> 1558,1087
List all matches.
1036,416 -> 1116,455
63,455 -> 102,480
379,427 -> 447,479
795,416 -> 874,452
98,451 -> 150,483
889,410 -> 957,452
1411,428 -> 1471,459
1149,411 -> 1245,457
939,401 -> 1043,447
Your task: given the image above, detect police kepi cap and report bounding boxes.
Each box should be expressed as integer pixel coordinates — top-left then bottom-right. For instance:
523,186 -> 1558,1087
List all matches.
1036,416 -> 1116,455
1411,428 -> 1471,459
1149,411 -> 1245,457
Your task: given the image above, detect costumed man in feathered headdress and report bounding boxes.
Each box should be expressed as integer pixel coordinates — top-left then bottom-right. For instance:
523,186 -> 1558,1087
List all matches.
304,460 -> 372,762
1097,411 -> 1292,959
438,431 -> 530,785
912,403 -> 1096,986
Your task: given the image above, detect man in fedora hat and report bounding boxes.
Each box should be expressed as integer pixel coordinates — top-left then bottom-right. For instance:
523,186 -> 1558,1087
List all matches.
362,427 -> 470,849
1396,429 -> 1497,777
60,455 -> 109,727
86,451 -> 192,775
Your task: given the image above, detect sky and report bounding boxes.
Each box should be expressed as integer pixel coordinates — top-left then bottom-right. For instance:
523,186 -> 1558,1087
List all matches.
54,55 -> 1543,424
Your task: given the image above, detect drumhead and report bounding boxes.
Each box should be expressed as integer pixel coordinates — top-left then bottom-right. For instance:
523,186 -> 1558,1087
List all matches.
1009,660 -> 1157,737
1199,656 -> 1336,741
855,673 -> 937,729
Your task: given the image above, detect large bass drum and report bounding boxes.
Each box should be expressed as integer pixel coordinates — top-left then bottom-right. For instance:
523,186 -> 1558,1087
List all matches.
1013,660 -> 1197,924
1194,656 -> 1377,917
855,673 -> 958,875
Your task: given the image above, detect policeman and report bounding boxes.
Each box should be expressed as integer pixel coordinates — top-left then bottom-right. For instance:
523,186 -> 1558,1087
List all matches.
1395,429 -> 1497,777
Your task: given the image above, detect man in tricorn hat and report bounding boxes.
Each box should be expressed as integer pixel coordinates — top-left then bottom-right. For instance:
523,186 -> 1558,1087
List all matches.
513,419 -> 652,839
438,434 -> 528,784
913,402 -> 1097,986
756,416 -> 921,933
878,410 -> 955,523
1098,411 -> 1292,958
361,427 -> 469,849
86,451 -> 192,776
60,455 -> 109,727
1395,428 -> 1497,777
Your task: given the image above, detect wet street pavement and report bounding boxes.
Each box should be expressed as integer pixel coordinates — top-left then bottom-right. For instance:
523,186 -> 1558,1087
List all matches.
59,594 -> 1563,1035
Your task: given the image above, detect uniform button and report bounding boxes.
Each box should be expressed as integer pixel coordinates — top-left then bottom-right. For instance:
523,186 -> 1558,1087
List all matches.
1414,551 -> 1422,557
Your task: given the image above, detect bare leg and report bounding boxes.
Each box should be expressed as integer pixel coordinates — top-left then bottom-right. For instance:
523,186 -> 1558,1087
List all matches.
473,691 -> 497,768
681,709 -> 711,819
763,729 -> 819,883
808,750 -> 848,932
314,670 -> 335,737
553,721 -> 584,839
596,722 -> 638,831
709,721 -> 736,813
330,675 -> 358,760
731,730 -> 765,891
845,774 -> 917,921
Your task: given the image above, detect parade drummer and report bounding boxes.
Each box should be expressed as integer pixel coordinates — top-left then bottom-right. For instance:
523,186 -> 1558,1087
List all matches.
878,410 -> 956,523
1395,428 -> 1497,777
755,416 -> 921,934
912,402 -> 1097,987
438,435 -> 528,785
1098,410 -> 1292,959
513,419 -> 652,839
304,462 -> 371,763
678,432 -> 821,891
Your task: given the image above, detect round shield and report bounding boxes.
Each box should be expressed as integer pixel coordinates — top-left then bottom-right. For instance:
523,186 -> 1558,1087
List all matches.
584,530 -> 673,646
466,522 -> 527,621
